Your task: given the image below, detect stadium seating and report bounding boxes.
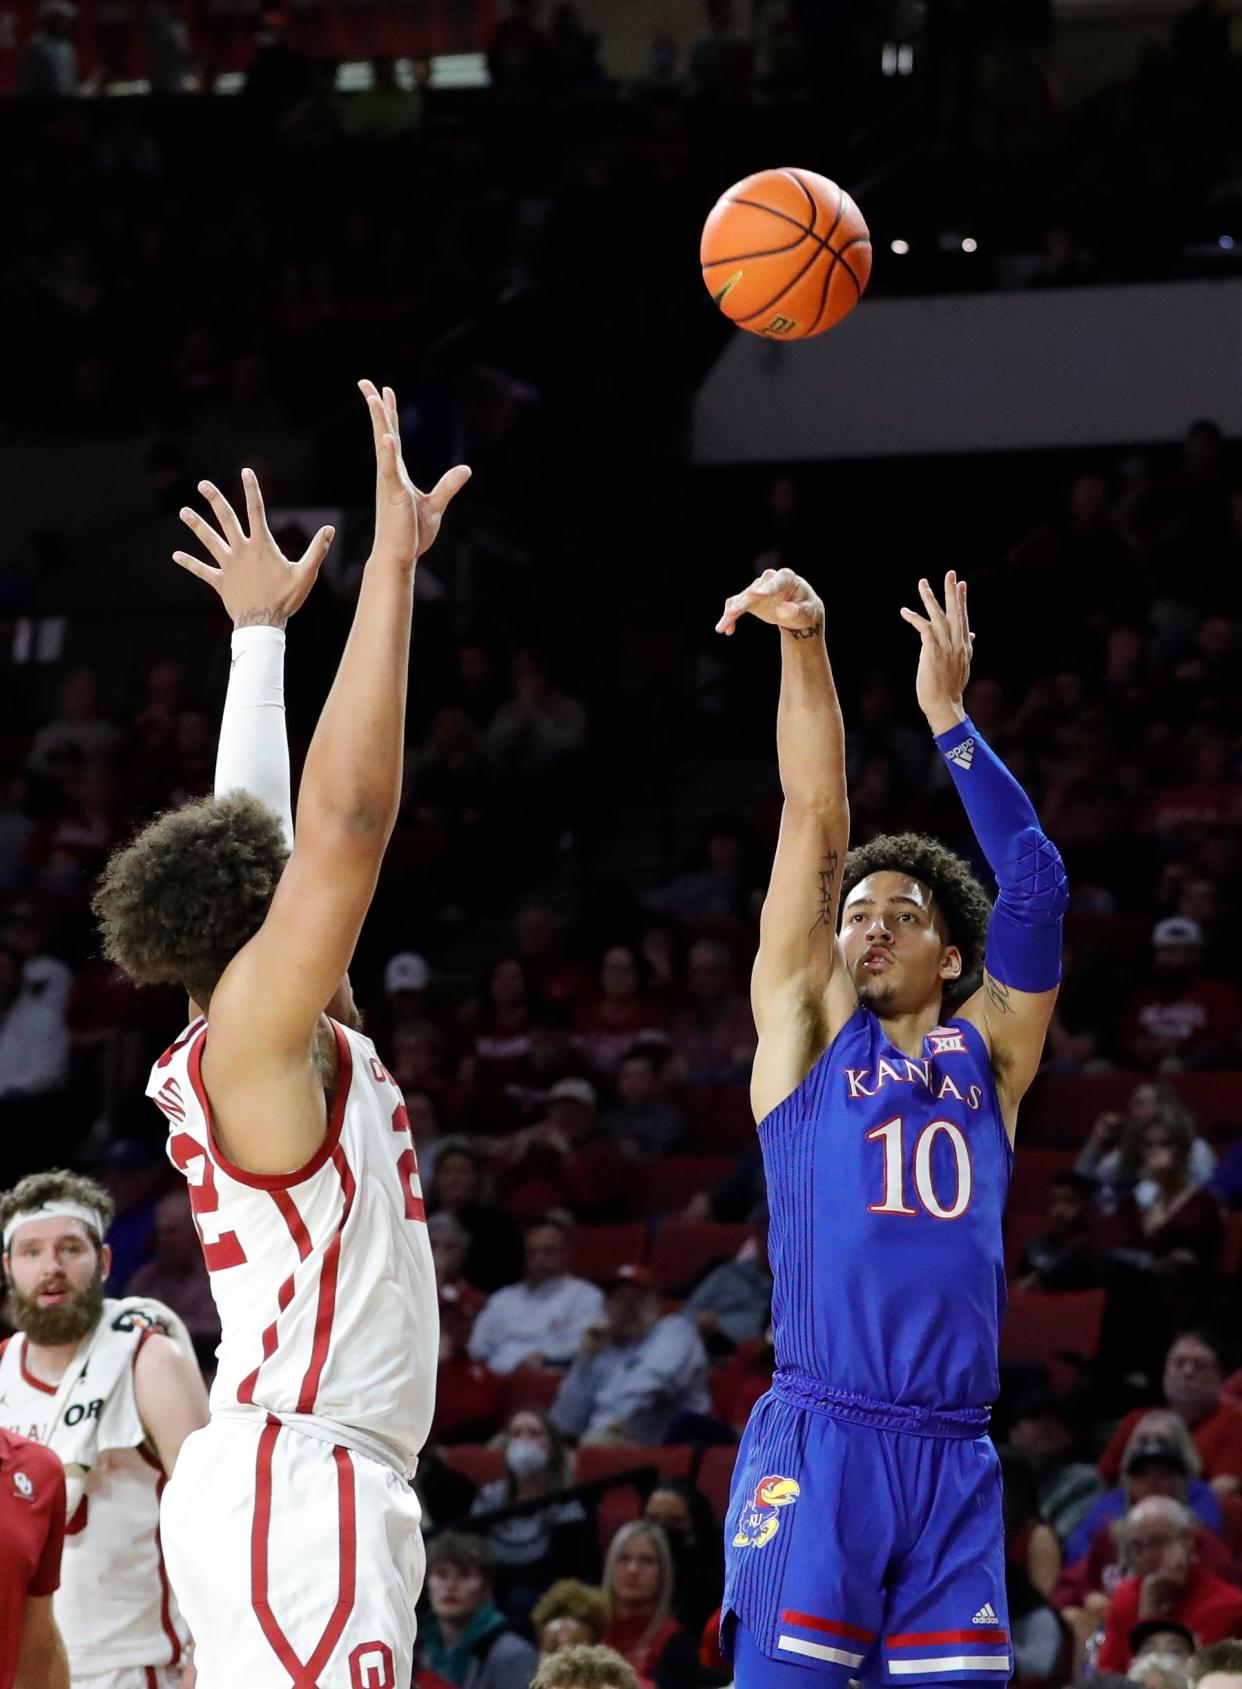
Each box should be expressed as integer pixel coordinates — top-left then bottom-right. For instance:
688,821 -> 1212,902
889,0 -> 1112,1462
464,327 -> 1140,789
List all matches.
441,1445 -> 505,1489
1006,1149 -> 1078,1215
648,1221 -> 752,1294
682,1086 -> 756,1151
570,1224 -> 648,1283
1000,1288 -> 1107,1390
633,1158 -> 735,1217
1003,1213 -> 1047,1279
697,1444 -> 739,1522
501,1369 -> 566,1418
575,1445 -> 696,1552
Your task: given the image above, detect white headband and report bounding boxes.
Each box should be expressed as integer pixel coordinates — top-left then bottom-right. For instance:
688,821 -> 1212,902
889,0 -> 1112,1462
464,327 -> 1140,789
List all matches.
3,1202 -> 106,1253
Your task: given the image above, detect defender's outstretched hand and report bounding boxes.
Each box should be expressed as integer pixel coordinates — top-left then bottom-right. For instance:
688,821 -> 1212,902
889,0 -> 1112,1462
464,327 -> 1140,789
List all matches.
715,567 -> 824,637
360,379 -> 470,570
900,569 -> 975,731
174,468 -> 334,628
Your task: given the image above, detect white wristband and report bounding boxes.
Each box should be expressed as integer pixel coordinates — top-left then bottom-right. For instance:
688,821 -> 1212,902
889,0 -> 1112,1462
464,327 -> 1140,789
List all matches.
214,625 -> 293,848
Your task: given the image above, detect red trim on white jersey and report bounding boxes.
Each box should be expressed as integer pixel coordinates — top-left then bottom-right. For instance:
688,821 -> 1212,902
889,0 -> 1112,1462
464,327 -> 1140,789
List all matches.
297,1145 -> 357,1414
250,1417 -> 358,1687
19,1338 -> 57,1396
186,1019 -> 354,1192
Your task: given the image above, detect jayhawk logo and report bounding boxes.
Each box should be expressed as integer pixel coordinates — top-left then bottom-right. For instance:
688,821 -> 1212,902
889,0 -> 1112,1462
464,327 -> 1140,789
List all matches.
732,1474 -> 801,1548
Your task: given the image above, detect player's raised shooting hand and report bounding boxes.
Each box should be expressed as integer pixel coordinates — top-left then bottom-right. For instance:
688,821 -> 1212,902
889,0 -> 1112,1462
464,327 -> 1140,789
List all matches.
715,567 -> 825,638
173,469 -> 334,628
900,569 -> 975,735
360,379 -> 470,573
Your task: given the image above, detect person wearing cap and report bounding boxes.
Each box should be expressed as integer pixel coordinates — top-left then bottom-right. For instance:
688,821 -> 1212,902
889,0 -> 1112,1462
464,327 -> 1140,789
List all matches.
1068,1412 -> 1225,1564
1099,1336 -> 1242,1498
551,1264 -> 709,1446
468,1217 -> 603,1374
433,1283 -> 507,1444
1132,1620 -> 1198,1662
1119,917 -> 1242,1071
497,1079 -> 627,1225
381,949 -> 437,1046
1005,1391 -> 1102,1545
1096,1496 -> 1242,1673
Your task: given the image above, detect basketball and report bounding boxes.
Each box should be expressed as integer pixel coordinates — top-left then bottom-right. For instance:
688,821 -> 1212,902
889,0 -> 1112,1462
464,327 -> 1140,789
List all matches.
700,167 -> 872,340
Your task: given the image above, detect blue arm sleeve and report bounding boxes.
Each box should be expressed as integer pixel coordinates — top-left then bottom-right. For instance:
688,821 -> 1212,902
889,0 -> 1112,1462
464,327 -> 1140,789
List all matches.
934,716 -> 1068,993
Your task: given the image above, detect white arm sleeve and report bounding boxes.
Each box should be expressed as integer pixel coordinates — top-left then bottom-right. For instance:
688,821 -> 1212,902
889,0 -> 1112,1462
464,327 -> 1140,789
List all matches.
214,626 -> 294,849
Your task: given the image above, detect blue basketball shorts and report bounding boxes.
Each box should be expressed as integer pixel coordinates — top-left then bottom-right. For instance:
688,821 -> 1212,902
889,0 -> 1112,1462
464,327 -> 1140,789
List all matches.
722,1376 -> 1013,1686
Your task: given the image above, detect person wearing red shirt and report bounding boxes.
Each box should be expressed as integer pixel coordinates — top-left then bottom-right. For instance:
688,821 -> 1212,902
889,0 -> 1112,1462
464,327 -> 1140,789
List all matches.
1100,1333 -> 1242,1495
1098,1498 -> 1242,1673
0,1427 -> 68,1689
1119,918 -> 1242,1071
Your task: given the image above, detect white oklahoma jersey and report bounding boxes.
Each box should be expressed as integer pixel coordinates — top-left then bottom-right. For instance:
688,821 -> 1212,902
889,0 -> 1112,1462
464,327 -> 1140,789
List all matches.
148,1014 -> 439,1689
0,1322 -> 186,1687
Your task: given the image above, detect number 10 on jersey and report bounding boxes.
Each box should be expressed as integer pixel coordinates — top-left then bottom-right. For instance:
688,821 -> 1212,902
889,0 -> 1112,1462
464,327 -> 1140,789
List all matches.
866,1117 -> 972,1220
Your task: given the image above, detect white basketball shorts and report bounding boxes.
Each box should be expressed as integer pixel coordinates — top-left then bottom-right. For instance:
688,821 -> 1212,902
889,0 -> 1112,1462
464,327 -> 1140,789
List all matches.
161,1416 -> 423,1689
74,1670 -> 182,1689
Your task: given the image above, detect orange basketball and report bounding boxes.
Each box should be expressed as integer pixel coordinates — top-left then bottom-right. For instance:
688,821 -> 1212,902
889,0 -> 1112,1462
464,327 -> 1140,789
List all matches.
700,167 -> 871,340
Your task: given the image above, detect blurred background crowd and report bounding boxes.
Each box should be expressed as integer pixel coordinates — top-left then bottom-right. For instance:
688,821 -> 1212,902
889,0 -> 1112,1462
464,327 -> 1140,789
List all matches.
2,2 -> 1242,1688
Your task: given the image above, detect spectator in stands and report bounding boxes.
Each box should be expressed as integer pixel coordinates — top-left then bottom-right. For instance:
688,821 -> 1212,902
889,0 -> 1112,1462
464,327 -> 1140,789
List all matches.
1006,1391 -> 1103,1545
712,1323 -> 775,1434
1016,1171 -> 1128,1292
514,904 -> 591,1010
683,1215 -> 771,1349
601,1047 -> 685,1157
0,945 -> 69,1156
102,1139 -> 166,1295
1132,1650 -> 1192,1689
471,1409 -> 599,1615
601,1521 -> 699,1689
1002,1452 -> 1070,1684
1066,1414 -> 1225,1565
126,1190 -> 220,1355
27,669 -> 117,775
667,940 -> 755,1086
428,1142 -> 525,1294
683,1140 -> 765,1225
1189,1639 -> 1242,1689
25,763 -> 126,890
428,1212 -> 486,1313
416,1532 -> 539,1689
467,956 -> 541,1119
434,1285 -> 506,1444
574,948 -> 667,1077
1079,1085 -> 1216,1213
0,768 -> 34,889
487,651 -> 587,845
406,1086 -> 447,1190
645,1480 -> 724,1633
533,1580 -> 611,1653
1133,1621 -> 1197,1663
5,903 -> 71,1019
531,1644 -> 639,1689
469,1218 -> 604,1374
487,0 -> 552,93
146,0 -> 190,92
552,1264 -> 709,1445
1096,1498 -> 1242,1672
384,950 -> 435,1042
647,822 -> 756,926
497,1079 -> 628,1224
1099,1335 -> 1242,1497
1137,1114 -> 1223,1285
15,0 -> 79,97
1120,919 -> 1242,1071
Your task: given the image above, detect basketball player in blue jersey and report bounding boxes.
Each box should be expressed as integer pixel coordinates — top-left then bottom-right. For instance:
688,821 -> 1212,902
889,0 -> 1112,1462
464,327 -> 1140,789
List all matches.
712,566 -> 1068,1689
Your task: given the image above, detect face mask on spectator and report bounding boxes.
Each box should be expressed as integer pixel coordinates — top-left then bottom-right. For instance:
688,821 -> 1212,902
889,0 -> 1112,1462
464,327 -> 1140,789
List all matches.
505,1436 -> 550,1480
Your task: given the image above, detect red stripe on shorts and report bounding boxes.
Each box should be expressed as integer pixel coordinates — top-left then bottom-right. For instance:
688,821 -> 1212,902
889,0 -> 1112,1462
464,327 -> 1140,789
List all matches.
783,1610 -> 877,1643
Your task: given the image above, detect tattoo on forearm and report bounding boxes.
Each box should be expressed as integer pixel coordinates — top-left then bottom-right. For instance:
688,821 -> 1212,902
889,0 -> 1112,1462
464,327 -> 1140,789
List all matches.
986,975 -> 1015,1015
810,849 -> 840,934
784,618 -> 824,640
234,608 -> 289,630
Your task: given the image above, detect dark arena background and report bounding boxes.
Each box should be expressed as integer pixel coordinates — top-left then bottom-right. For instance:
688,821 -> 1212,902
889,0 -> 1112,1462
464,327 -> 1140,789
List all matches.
2,2 -> 1242,1686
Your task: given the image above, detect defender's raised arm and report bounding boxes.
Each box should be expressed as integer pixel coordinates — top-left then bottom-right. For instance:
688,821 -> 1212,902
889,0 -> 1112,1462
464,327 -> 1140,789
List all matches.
716,567 -> 853,1119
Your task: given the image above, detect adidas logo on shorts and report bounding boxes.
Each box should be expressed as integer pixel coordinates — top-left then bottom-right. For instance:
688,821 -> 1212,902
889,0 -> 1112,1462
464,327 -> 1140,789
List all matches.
946,739 -> 975,771
972,1604 -> 999,1626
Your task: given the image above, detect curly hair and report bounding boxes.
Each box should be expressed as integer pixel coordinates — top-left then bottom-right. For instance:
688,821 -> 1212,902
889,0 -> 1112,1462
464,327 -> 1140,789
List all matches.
0,1170 -> 114,1250
92,792 -> 288,1001
840,831 -> 992,999
531,1580 -> 611,1644
531,1646 -> 638,1689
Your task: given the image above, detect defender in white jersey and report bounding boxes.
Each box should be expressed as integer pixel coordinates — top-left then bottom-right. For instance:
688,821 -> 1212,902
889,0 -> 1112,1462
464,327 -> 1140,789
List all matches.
93,381 -> 470,1689
0,1171 -> 209,1689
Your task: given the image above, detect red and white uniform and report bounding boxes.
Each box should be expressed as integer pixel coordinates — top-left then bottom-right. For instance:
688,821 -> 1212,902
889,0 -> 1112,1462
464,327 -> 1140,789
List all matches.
149,1015 -> 438,1689
0,1318 -> 186,1689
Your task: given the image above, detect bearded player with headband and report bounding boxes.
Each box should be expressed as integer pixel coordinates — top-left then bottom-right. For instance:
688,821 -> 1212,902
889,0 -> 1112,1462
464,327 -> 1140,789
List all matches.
91,383 -> 470,1688
0,1168 -> 208,1688
713,567 -> 1067,1689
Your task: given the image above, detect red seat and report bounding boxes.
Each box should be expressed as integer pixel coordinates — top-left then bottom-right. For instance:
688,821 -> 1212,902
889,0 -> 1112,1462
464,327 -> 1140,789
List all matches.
682,1086 -> 756,1152
570,1224 -> 648,1285
501,1368 -> 565,1419
1020,1072 -> 1139,1146
575,1445 -> 696,1553
697,1444 -> 738,1522
440,1445 -> 505,1489
1222,1214 -> 1242,1281
634,1157 -> 734,1217
648,1221 -> 752,1294
1006,1148 -> 1077,1215
1168,1072 -> 1242,1138
1000,1289 -> 1106,1391
1004,1213 -> 1047,1279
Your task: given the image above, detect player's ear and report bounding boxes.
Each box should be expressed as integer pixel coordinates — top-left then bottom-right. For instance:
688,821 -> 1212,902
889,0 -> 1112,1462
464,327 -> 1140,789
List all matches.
939,946 -> 962,981
100,1242 -> 113,1281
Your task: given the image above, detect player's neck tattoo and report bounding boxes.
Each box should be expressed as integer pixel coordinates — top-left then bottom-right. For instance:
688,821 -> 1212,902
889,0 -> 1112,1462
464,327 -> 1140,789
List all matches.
234,608 -> 289,630
784,619 -> 824,640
